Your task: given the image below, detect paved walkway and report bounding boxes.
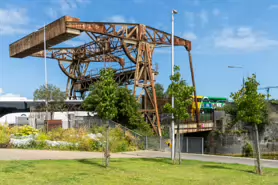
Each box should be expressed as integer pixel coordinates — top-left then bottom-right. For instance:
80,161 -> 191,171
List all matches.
0,149 -> 277,168
121,151 -> 278,168
0,149 -> 141,160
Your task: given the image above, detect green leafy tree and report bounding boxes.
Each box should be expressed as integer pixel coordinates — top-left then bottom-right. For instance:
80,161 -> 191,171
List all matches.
149,83 -> 165,98
116,87 -> 152,135
230,74 -> 269,175
83,69 -> 118,121
83,68 -> 119,167
163,65 -> 194,164
33,84 -> 66,119
164,86 -> 170,98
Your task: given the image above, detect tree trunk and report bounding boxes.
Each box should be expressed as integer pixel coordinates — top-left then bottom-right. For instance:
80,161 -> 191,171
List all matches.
254,124 -> 263,175
105,121 -> 110,167
178,121 -> 181,165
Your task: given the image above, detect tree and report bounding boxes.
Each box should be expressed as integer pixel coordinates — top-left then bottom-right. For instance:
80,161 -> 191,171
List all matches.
33,84 -> 66,119
230,74 -> 269,175
83,69 -> 118,121
116,87 -> 152,135
83,70 -> 152,135
163,65 -> 194,164
149,83 -> 165,99
83,68 -> 118,167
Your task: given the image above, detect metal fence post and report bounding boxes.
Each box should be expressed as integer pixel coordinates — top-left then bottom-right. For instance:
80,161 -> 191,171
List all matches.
145,136 -> 148,150
159,136 -> 162,151
186,137 -> 188,153
201,137 -> 204,154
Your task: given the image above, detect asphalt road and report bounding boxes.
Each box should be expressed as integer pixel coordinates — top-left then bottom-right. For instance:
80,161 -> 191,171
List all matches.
0,149 -> 277,168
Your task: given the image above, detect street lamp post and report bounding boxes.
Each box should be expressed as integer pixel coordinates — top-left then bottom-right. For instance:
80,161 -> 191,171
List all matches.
228,66 -> 245,88
44,24 -> 49,120
171,9 -> 178,161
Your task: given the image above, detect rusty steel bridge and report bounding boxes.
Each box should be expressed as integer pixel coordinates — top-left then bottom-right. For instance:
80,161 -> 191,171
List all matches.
9,16 -> 203,136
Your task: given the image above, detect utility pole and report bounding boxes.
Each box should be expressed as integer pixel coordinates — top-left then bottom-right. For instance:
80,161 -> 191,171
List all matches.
171,9 -> 178,161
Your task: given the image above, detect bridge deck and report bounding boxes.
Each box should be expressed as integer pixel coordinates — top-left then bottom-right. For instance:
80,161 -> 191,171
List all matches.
175,122 -> 213,134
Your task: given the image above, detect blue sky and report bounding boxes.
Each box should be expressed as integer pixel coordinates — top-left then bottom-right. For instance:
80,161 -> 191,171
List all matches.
1,0 -> 278,99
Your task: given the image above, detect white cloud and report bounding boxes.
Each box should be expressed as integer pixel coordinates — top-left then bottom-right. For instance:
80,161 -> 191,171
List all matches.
0,8 -> 30,35
183,32 -> 197,40
199,10 -> 208,26
185,11 -> 195,28
213,27 -> 278,51
269,4 -> 278,9
106,15 -> 126,22
212,8 -> 220,16
0,25 -> 29,35
105,15 -> 136,23
0,88 -> 3,94
0,8 -> 29,24
45,7 -> 58,19
60,0 -> 77,14
46,0 -> 90,18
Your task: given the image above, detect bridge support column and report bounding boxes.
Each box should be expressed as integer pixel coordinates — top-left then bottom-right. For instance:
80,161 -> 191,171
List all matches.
133,42 -> 161,136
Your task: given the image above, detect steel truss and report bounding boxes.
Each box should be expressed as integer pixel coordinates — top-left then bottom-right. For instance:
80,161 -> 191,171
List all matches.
12,17 -> 198,136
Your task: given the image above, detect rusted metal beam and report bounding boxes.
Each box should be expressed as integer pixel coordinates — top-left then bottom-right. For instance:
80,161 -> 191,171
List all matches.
187,49 -> 199,125
133,42 -> 161,136
9,15 -> 195,136
66,21 -> 191,47
10,16 -> 192,59
10,16 -> 81,58
31,48 -> 125,66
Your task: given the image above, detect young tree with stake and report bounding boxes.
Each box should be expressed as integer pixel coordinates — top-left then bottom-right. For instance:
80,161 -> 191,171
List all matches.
83,68 -> 118,167
231,74 -> 269,175
164,65 -> 194,164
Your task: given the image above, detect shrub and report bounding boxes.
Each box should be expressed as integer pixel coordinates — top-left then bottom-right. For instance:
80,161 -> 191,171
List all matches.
109,127 -> 137,152
12,125 -> 38,137
242,142 -> 254,157
47,128 -> 64,141
0,130 -> 10,147
36,132 -> 50,141
91,126 -> 106,134
4,125 -> 139,152
78,137 -> 102,151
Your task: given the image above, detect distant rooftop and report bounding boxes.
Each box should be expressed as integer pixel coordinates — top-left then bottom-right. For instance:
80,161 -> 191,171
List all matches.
0,94 -> 28,101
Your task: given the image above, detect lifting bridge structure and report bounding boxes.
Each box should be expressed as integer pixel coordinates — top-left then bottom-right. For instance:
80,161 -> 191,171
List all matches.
9,16 -> 204,136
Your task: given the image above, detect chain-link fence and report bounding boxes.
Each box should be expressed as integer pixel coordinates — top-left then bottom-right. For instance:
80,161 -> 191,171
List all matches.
207,124 -> 278,160
29,110 -> 209,153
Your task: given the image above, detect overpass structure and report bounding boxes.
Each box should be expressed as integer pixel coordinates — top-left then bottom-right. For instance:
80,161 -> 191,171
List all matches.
9,16 -> 201,136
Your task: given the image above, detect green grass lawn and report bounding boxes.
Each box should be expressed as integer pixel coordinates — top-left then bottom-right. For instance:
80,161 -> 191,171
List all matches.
0,158 -> 278,185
